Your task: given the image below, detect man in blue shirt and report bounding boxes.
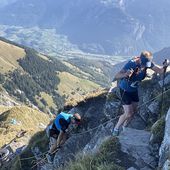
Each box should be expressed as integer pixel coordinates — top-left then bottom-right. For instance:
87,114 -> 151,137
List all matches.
46,112 -> 81,163
112,51 -> 169,136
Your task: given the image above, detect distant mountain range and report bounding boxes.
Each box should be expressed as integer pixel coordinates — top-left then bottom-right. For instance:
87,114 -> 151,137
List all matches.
0,0 -> 170,55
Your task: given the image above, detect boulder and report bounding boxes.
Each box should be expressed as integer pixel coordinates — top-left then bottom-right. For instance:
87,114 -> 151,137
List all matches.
127,167 -> 137,170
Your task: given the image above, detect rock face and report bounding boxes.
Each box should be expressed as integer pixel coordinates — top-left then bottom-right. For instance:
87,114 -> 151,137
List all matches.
42,92 -> 158,170
83,122 -> 113,154
148,100 -> 160,116
53,132 -> 92,168
159,108 -> 170,168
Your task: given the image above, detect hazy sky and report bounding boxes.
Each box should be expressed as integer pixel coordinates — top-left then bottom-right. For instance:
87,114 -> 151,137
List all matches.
0,0 -> 18,7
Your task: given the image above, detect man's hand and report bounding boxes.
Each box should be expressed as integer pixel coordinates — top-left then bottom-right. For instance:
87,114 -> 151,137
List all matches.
163,59 -> 170,68
125,69 -> 134,78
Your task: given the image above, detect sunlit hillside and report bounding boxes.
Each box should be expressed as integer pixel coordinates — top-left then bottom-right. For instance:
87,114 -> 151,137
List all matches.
0,106 -> 50,147
0,40 -> 25,73
57,71 -> 101,105
0,38 -> 104,113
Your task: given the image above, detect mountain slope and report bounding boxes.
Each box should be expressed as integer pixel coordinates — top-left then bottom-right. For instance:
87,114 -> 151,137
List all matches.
0,106 -> 50,147
153,47 -> 170,65
0,40 -> 25,73
1,43 -> 169,170
0,38 -> 104,113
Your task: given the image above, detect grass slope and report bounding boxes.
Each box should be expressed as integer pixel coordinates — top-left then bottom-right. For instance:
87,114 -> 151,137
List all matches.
0,40 -> 25,73
60,137 -> 125,170
0,38 -> 103,112
0,106 -> 50,147
57,72 -> 101,105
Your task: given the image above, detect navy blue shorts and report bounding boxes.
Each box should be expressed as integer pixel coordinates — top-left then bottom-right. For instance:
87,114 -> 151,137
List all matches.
120,88 -> 139,105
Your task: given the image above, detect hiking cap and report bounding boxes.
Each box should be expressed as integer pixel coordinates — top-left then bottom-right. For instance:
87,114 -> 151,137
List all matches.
140,51 -> 153,68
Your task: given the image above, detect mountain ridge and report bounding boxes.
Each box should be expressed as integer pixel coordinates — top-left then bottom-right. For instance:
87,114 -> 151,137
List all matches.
0,0 -> 170,55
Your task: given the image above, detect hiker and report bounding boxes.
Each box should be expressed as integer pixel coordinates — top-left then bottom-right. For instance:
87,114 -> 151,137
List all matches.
46,112 -> 81,163
112,51 -> 169,136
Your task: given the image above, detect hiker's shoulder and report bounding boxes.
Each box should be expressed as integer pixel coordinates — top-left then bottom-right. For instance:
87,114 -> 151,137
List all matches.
123,59 -> 136,69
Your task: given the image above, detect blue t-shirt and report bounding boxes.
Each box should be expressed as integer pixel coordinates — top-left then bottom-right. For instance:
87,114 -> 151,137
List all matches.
54,112 -> 73,131
119,59 -> 154,92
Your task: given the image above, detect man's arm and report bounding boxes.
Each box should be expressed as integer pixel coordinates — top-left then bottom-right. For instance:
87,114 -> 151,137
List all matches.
114,61 -> 136,81
114,69 -> 133,80
49,130 -> 65,154
151,64 -> 165,74
151,60 -> 169,74
56,118 -> 69,147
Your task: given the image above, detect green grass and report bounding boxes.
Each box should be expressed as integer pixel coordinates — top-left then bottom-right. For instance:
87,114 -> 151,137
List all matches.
0,39 -> 25,73
57,71 -> 102,106
59,137 -> 125,170
0,106 -> 50,170
151,117 -> 165,145
0,106 -> 50,147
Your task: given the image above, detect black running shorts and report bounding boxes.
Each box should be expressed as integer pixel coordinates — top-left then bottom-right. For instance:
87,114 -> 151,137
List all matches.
120,88 -> 139,105
49,123 -> 60,139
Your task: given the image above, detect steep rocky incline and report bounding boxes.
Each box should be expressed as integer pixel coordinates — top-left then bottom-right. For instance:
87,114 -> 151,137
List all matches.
39,71 -> 170,170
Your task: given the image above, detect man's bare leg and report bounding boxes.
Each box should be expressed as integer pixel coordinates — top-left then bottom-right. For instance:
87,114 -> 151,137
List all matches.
122,102 -> 138,127
49,132 -> 68,154
60,133 -> 67,145
114,104 -> 133,130
49,141 -> 58,154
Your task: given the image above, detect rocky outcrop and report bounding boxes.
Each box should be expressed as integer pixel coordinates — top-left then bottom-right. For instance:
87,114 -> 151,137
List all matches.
83,122 -> 113,154
148,100 -> 160,116
159,108 -> 170,168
